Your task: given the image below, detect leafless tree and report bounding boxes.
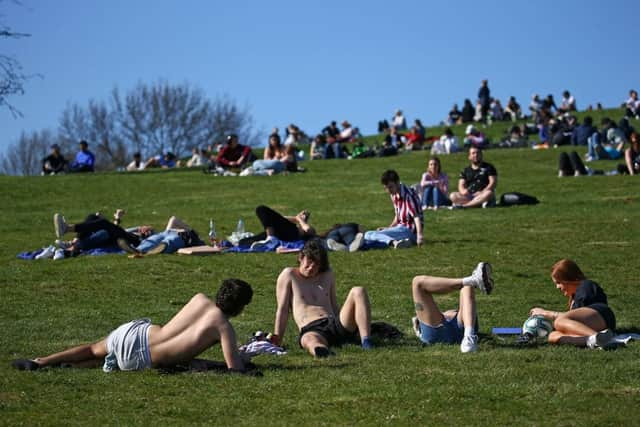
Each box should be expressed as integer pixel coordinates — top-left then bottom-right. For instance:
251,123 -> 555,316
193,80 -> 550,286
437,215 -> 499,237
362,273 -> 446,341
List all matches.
0,0 -> 38,117
58,99 -> 128,170
0,129 -> 55,175
112,81 -> 261,157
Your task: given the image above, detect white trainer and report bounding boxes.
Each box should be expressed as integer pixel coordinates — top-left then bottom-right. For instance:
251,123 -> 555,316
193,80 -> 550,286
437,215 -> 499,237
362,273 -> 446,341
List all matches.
460,334 -> 479,353
35,245 -> 56,260
468,262 -> 493,295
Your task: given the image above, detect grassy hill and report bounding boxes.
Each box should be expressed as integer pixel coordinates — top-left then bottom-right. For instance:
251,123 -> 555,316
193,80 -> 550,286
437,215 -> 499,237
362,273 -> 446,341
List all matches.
0,133 -> 638,425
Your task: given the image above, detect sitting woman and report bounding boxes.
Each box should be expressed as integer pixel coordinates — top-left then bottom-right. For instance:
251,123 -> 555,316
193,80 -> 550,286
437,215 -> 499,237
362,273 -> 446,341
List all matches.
252,134 -> 287,175
529,259 -> 616,349
420,156 -> 451,210
238,205 -> 316,249
617,132 -> 640,175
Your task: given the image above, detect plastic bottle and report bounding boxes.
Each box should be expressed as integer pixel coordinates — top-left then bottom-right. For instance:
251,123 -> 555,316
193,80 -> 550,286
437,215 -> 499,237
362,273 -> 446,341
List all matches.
236,218 -> 245,236
208,219 -> 217,247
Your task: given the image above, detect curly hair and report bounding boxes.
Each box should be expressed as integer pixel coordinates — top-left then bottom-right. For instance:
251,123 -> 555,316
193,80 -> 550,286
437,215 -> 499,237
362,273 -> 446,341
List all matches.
299,238 -> 329,273
215,278 -> 253,317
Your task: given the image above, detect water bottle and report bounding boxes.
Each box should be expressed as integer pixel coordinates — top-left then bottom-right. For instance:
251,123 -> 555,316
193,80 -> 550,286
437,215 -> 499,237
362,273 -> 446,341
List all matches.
236,218 -> 245,236
208,218 -> 217,247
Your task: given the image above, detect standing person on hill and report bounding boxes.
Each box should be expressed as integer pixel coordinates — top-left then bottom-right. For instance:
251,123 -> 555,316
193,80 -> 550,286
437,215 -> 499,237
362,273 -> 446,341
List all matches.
271,239 -> 374,357
449,147 -> 498,209
13,279 -> 257,374
529,259 -> 616,349
477,79 -> 491,122
69,140 -> 95,173
420,156 -> 451,210
322,121 -> 343,159
364,170 -> 423,249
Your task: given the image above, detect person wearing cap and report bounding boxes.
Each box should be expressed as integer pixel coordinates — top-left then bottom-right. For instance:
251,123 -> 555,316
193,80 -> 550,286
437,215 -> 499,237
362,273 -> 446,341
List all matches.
69,140 -> 95,173
463,125 -> 488,149
215,134 -> 254,169
42,144 -> 68,175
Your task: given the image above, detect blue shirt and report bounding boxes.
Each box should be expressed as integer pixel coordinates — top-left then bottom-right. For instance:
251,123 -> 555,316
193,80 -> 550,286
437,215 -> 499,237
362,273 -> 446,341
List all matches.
571,124 -> 596,146
72,150 -> 95,169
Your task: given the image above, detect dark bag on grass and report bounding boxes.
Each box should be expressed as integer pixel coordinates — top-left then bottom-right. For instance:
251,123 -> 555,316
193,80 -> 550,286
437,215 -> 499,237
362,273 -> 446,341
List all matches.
499,192 -> 539,207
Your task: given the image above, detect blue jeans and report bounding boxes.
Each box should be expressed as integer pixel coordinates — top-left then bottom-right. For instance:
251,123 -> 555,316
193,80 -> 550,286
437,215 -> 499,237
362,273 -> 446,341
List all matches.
324,143 -> 343,159
326,223 -> 359,245
422,186 -> 451,208
364,225 -> 415,245
78,230 -> 111,250
587,133 -> 602,159
253,159 -> 285,173
136,231 -> 185,254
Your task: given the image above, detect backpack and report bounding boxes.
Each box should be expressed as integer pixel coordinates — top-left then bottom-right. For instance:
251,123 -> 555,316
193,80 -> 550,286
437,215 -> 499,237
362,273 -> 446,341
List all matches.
499,192 -> 539,207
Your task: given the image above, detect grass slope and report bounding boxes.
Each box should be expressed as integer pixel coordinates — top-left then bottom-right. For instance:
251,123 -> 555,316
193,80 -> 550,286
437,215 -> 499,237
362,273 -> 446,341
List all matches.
1,127 -> 639,425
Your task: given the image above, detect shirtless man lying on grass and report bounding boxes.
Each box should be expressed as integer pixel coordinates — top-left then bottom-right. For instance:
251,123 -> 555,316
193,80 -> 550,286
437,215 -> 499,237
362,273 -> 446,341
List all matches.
271,238 -> 374,357
13,279 -> 257,375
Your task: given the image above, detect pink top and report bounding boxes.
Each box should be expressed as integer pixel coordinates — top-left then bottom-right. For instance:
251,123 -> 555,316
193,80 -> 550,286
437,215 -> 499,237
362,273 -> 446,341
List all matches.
420,172 -> 449,195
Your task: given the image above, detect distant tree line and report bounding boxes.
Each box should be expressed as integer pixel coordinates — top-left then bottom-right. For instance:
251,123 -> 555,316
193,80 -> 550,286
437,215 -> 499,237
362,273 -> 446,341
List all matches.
1,80 -> 260,175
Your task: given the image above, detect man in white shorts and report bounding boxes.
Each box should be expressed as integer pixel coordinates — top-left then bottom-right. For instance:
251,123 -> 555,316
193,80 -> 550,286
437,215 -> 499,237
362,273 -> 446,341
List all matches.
13,279 -> 255,374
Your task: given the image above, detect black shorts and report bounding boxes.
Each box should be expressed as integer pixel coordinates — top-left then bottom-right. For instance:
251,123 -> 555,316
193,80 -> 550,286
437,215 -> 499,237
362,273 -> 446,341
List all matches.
589,303 -> 616,331
298,317 -> 356,348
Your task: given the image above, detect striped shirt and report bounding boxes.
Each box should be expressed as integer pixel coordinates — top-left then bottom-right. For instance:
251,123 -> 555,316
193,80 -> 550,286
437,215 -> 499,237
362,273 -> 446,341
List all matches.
391,183 -> 423,233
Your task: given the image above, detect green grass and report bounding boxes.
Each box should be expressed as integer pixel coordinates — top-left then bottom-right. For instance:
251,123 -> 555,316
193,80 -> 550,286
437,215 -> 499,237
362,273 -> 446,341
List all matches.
1,123 -> 639,425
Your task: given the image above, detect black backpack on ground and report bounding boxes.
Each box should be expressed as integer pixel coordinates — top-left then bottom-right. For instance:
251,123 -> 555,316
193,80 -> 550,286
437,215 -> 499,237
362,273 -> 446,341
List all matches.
499,192 -> 539,207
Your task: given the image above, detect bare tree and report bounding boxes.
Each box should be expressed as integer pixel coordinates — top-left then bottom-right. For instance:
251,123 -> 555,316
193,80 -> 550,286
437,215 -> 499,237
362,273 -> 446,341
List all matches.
58,99 -> 127,170
112,81 -> 261,158
0,129 -> 55,175
0,0 -> 38,117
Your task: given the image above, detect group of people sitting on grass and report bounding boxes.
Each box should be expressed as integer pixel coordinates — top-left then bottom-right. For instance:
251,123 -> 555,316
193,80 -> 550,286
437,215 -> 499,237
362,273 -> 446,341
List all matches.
41,140 -> 96,175
35,146 -> 500,261
14,238 -> 619,377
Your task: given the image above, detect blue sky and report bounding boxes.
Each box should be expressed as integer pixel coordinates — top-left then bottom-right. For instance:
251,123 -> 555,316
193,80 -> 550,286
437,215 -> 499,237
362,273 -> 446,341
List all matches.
2,0 -> 639,153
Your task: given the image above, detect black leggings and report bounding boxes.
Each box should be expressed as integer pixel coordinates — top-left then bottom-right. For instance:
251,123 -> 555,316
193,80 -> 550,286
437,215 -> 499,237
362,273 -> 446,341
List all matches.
75,216 -> 140,247
238,205 -> 303,247
559,151 -> 588,176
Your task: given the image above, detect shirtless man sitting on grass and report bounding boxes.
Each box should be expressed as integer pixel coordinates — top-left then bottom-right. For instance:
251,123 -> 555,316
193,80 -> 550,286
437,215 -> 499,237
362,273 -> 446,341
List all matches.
271,238 -> 374,357
13,279 -> 256,374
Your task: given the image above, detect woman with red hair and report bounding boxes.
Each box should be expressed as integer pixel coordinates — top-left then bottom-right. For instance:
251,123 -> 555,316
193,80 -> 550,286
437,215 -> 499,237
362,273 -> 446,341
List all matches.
529,259 -> 616,348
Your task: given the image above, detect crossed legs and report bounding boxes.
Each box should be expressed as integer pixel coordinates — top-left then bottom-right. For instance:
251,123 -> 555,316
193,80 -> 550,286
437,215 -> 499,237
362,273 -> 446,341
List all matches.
548,307 -> 607,346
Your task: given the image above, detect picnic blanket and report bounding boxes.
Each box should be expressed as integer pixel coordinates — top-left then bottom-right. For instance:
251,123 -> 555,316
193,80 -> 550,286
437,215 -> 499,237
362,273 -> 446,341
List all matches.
18,246 -> 124,260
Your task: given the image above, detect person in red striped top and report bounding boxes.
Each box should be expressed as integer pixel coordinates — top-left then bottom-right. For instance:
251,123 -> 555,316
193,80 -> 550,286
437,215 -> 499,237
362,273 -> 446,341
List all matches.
364,170 -> 424,249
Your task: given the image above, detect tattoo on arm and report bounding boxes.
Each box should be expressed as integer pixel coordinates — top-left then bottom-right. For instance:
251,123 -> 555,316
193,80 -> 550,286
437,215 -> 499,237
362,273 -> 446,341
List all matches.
414,302 -> 424,311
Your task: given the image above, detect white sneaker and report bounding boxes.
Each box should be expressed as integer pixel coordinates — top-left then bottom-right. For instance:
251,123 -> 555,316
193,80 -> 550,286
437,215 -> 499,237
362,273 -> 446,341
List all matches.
460,334 -> 478,353
35,245 -> 56,260
411,317 -> 421,338
586,329 -> 615,349
53,248 -> 65,260
467,262 -> 493,295
348,232 -> 364,252
55,239 -> 71,249
54,213 -> 68,238
326,238 -> 347,252
250,236 -> 275,250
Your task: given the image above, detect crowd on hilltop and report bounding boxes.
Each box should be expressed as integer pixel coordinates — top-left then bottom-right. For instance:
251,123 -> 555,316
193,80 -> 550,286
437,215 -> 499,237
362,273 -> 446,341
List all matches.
40,82 -> 640,177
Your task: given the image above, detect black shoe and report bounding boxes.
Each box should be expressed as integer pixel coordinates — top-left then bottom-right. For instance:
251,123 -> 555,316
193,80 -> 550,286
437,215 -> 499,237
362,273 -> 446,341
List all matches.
13,359 -> 41,371
314,347 -> 334,358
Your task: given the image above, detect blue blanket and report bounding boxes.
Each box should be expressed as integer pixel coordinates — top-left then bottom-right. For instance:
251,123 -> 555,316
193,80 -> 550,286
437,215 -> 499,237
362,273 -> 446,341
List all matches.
18,246 -> 125,260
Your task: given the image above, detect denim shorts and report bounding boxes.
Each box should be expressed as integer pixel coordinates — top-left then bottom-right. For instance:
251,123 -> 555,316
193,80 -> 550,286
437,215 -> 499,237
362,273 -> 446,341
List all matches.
417,314 -> 464,345
103,318 -> 153,372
